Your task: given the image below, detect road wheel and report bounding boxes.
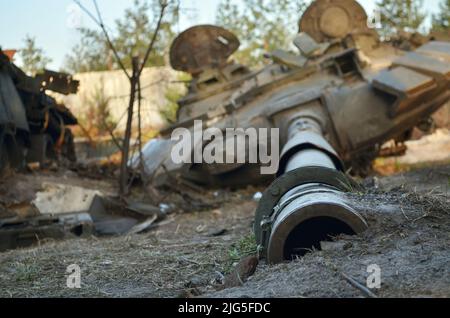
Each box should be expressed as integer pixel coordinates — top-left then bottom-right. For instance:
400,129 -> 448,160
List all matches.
27,134 -> 55,166
9,135 -> 27,171
61,128 -> 77,162
0,140 -> 10,176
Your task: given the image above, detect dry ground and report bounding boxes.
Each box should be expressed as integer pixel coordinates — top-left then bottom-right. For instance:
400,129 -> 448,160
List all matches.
0,162 -> 449,298
211,169 -> 450,298
0,172 -> 259,298
0,129 -> 449,298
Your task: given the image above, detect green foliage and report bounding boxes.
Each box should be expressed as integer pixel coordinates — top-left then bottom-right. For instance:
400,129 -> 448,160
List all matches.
376,0 -> 426,38
79,81 -> 117,136
13,262 -> 40,282
431,0 -> 450,32
64,28 -> 112,73
223,233 -> 257,274
19,35 -> 52,76
215,0 -> 307,67
65,0 -> 179,73
228,234 -> 257,264
160,72 -> 190,123
161,87 -> 182,123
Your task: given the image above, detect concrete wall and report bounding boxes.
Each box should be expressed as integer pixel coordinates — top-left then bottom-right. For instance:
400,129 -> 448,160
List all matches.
52,67 -> 186,133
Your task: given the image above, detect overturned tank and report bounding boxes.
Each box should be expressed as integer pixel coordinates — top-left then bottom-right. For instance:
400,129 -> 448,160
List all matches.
136,0 -> 450,263
0,49 -> 79,173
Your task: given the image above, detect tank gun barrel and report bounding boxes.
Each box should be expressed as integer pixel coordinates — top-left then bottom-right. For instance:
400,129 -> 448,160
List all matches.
135,1 -> 450,264
255,115 -> 368,264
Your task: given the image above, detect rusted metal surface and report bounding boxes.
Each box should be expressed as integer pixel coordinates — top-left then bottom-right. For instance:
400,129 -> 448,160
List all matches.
372,67 -> 436,98
298,0 -> 377,43
0,213 -> 94,252
393,51 -> 450,80
35,70 -> 80,95
170,25 -> 240,76
2,50 -> 16,61
139,33 -> 449,184
417,41 -> 450,61
0,49 -> 79,172
372,67 -> 437,116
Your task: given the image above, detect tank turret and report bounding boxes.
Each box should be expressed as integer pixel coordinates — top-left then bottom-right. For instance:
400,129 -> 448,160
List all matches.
134,0 -> 450,263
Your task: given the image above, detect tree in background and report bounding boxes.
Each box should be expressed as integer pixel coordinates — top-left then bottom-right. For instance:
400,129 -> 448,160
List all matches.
376,0 -> 426,39
19,35 -> 52,75
431,0 -> 450,32
74,0 -> 172,196
113,0 -> 178,68
78,81 -> 117,138
64,28 -> 112,73
215,0 -> 307,67
65,0 -> 179,73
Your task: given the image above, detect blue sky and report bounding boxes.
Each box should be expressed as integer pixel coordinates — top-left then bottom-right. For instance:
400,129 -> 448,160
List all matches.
0,0 -> 442,70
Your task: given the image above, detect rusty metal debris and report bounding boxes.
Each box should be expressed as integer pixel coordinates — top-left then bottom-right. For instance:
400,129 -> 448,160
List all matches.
0,179 -> 170,251
170,25 -> 241,76
0,213 -> 94,252
0,49 -> 79,174
134,0 -> 450,263
0,48 -> 88,250
88,195 -> 168,236
222,255 -> 259,289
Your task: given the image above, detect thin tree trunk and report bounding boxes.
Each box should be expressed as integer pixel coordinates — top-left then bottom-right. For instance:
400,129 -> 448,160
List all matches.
119,57 -> 140,196
74,0 -> 169,197
137,76 -> 146,181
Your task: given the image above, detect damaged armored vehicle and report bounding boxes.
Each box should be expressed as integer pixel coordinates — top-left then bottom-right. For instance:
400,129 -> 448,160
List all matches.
0,49 -> 84,251
136,0 -> 450,263
0,49 -> 79,174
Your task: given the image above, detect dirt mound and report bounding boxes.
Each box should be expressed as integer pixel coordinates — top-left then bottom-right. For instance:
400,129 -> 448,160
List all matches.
210,189 -> 450,298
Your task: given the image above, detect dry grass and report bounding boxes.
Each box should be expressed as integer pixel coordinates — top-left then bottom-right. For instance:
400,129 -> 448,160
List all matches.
0,164 -> 449,298
0,189 -> 259,298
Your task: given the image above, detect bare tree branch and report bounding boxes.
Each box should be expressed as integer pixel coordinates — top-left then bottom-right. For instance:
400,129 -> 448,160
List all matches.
74,0 -> 170,197
106,127 -> 123,153
91,0 -> 132,78
73,0 -> 131,79
73,0 -> 101,26
138,0 -> 169,76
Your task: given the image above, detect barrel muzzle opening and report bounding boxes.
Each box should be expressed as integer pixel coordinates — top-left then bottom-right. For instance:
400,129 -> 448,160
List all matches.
266,185 -> 367,263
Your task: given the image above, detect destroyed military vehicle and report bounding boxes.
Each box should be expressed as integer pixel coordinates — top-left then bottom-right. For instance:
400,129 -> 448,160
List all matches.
0,49 -> 84,251
134,0 -> 450,264
0,49 -> 79,174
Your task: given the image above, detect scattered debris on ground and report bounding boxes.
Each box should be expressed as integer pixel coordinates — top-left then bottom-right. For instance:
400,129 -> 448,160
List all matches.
0,162 -> 448,298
